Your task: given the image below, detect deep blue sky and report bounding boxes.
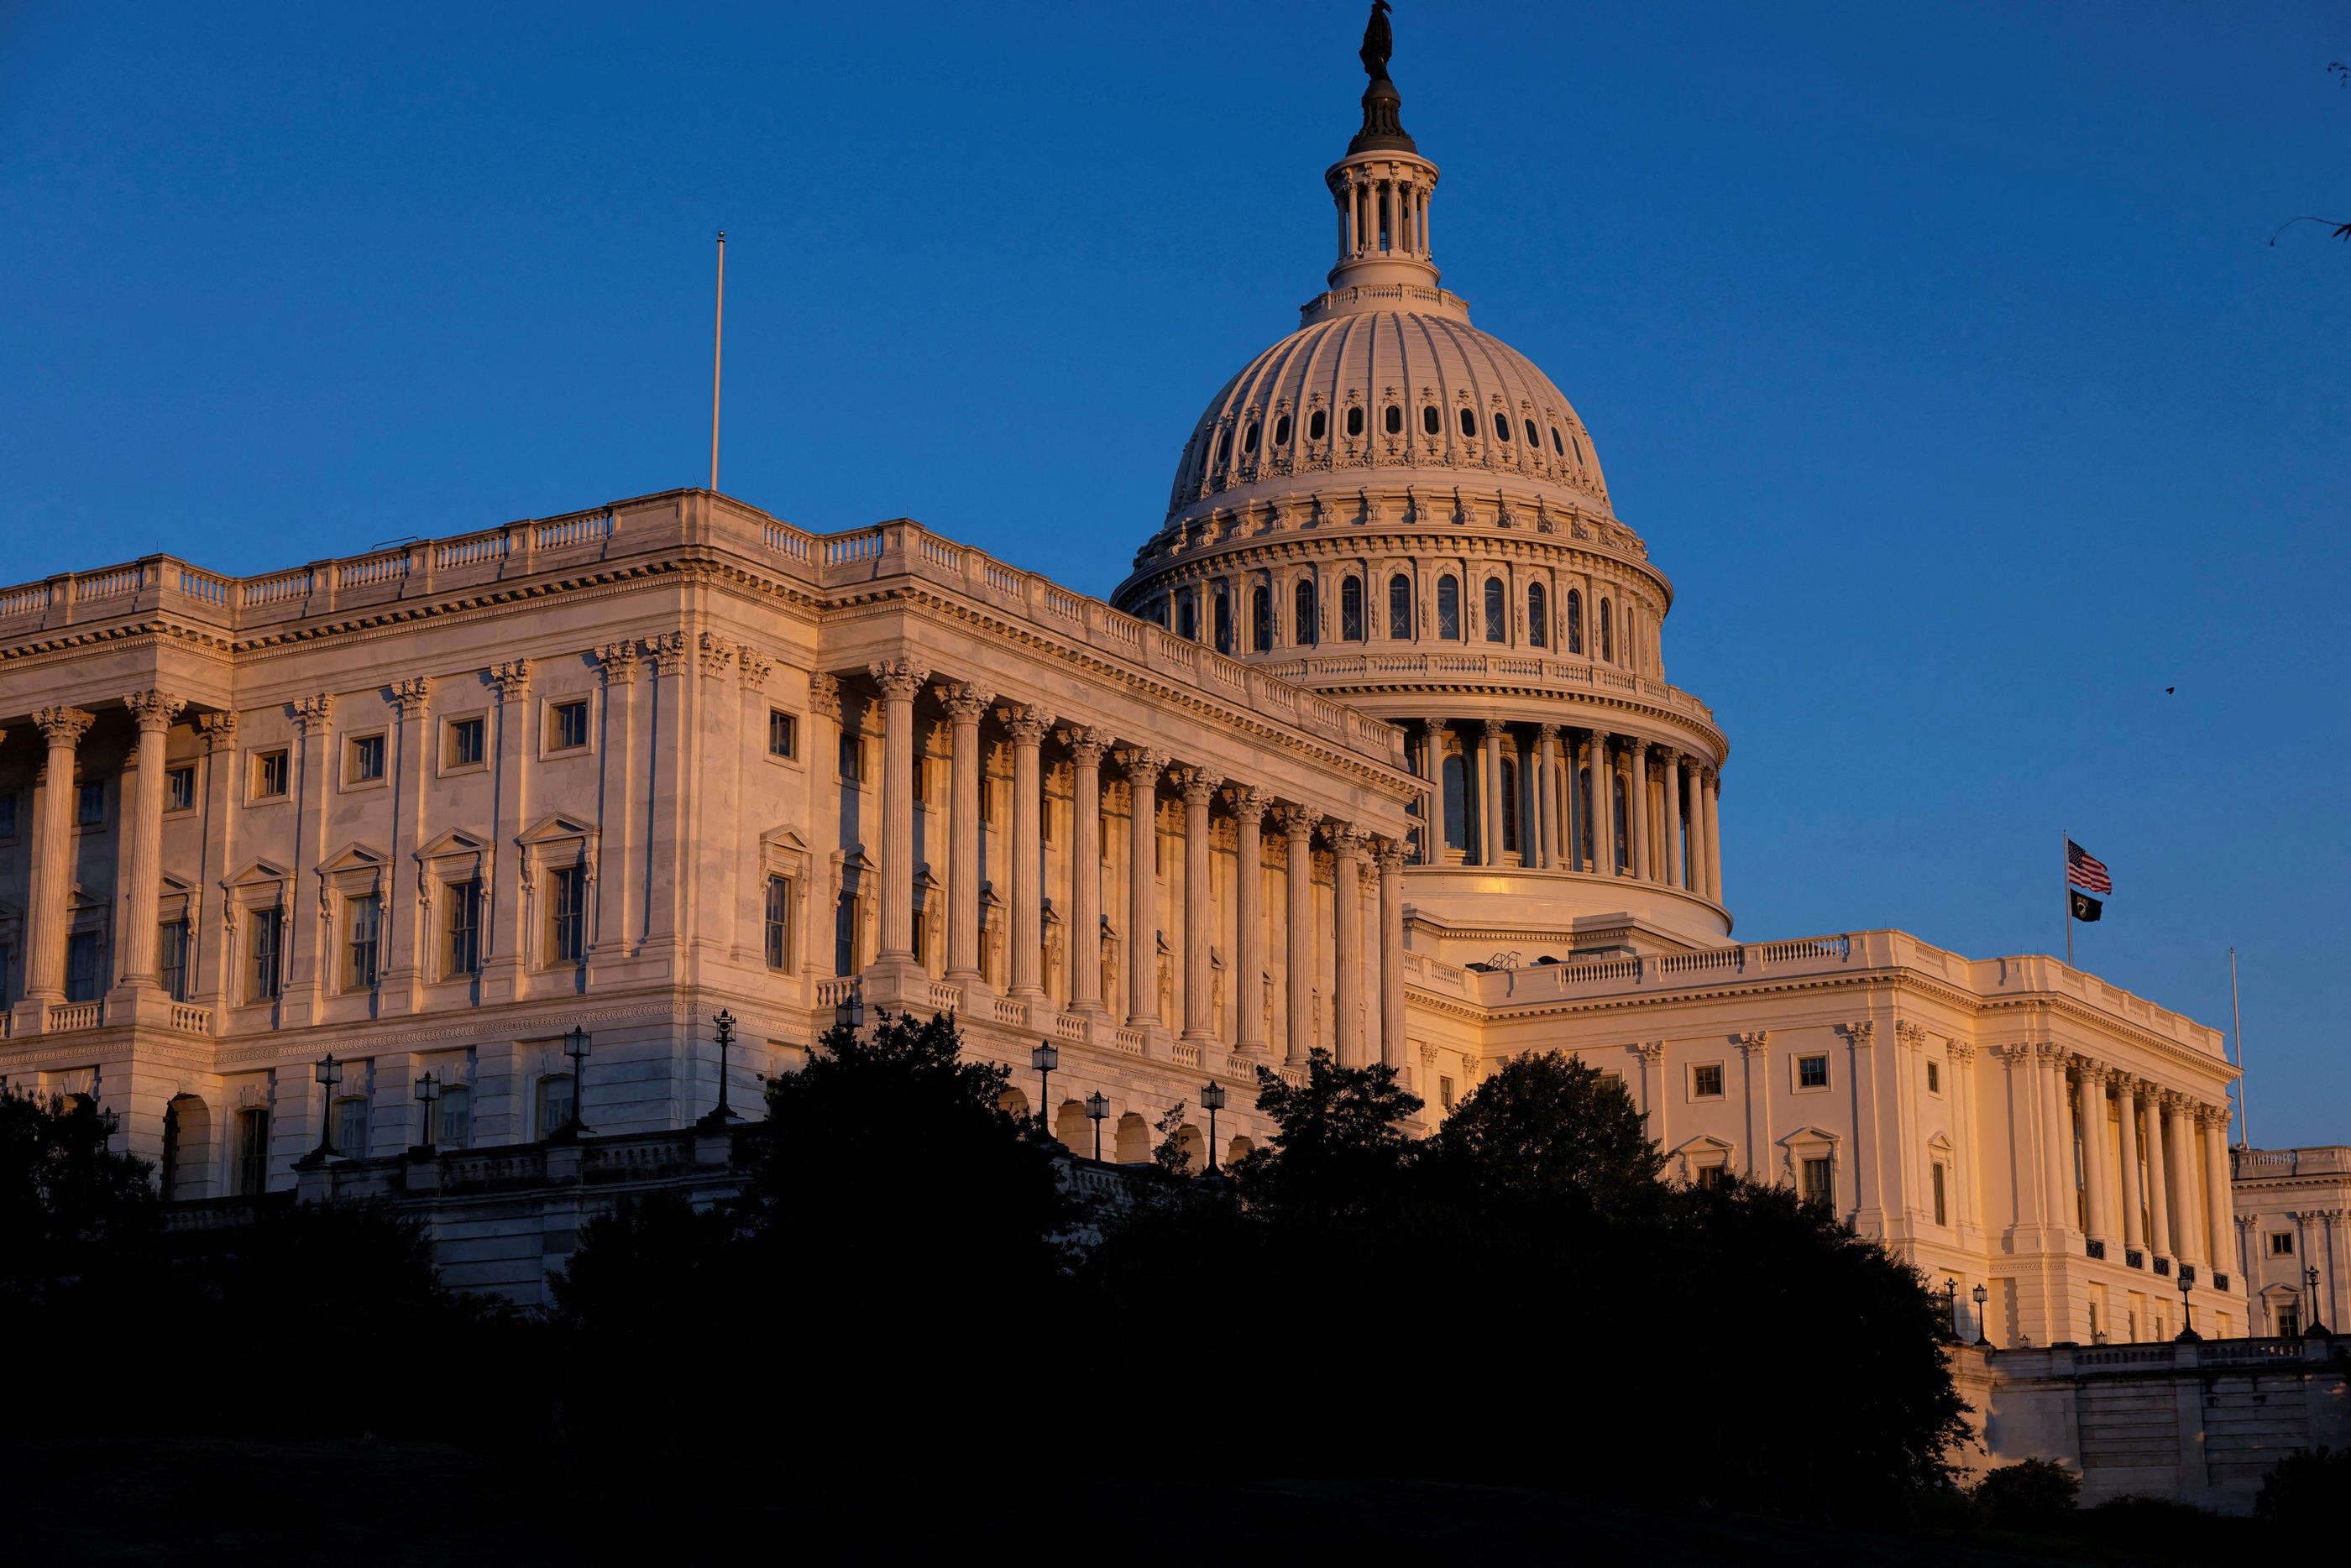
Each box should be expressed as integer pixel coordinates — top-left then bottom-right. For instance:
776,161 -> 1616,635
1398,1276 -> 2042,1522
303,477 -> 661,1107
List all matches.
5,3 -> 2346,1142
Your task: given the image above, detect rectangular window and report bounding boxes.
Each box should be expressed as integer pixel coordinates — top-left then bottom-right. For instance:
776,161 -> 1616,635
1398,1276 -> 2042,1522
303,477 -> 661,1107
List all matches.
2271,1232 -> 2296,1257
159,919 -> 190,1001
249,907 -> 284,1001
444,880 -> 483,976
1696,1164 -> 1725,1191
253,750 -> 290,798
551,699 -> 589,750
1797,1054 -> 1830,1090
166,766 -> 197,812
838,733 -> 863,781
537,1074 -> 576,1140
235,1107 -> 271,1195
2277,1305 -> 2301,1338
76,780 -> 105,826
437,1084 -> 473,1150
2,943 -> 18,1010
345,893 -> 381,990
1932,1162 -> 1948,1226
445,717 -> 485,768
547,865 -> 586,964
764,875 -> 792,970
1691,1063 -> 1725,1099
65,929 -> 102,1001
1801,1155 -> 1835,1206
1438,1076 -> 1456,1110
333,1096 -> 369,1157
347,734 -> 385,782
767,709 -> 797,758
1926,1060 -> 1941,1095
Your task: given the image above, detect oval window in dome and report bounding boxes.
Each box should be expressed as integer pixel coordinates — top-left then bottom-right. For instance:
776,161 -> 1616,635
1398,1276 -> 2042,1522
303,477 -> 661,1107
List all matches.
1274,414 -> 1291,446
1551,426 -> 1565,455
1216,429 -> 1232,465
1346,406 -> 1364,437
1309,409 -> 1327,441
1422,405 -> 1441,436
1495,415 -> 1511,442
1525,419 -> 1540,447
1384,405 -> 1403,435
1243,421 -> 1260,453
1459,407 -> 1479,438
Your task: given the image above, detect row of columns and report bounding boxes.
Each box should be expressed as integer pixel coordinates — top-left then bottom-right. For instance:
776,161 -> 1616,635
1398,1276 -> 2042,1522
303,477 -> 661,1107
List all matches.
861,661 -> 1410,1068
1336,173 -> 1431,260
1416,719 -> 1721,902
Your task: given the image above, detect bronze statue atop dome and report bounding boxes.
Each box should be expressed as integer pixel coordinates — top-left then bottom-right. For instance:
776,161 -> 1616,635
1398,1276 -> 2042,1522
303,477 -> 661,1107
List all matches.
1360,0 -> 1394,82
1348,1 -> 1416,154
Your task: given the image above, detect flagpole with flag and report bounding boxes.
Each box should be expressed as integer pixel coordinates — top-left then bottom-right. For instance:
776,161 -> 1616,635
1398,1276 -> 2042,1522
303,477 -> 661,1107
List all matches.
2063,837 -> 2111,965
2064,830 -> 2073,966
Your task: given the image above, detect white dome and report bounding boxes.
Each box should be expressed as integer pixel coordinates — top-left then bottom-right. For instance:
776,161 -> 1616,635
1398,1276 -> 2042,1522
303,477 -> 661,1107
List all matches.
1161,303 -> 1612,531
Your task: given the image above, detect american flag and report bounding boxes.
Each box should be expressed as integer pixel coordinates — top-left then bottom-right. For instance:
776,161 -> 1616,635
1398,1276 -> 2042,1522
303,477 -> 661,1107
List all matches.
2066,840 -> 2112,895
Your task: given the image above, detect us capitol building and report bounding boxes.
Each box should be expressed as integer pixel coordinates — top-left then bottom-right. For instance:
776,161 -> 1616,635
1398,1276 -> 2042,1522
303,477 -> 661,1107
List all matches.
0,9 -> 2338,1505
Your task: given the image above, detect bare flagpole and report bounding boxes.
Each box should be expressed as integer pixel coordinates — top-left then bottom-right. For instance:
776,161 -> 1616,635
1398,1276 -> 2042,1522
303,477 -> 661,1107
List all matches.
2063,830 -> 2074,967
709,230 -> 726,492
2230,946 -> 2248,1148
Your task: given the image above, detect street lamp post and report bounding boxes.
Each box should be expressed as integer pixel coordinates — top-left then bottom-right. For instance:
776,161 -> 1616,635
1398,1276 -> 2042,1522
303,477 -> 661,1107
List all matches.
1944,1278 -> 1959,1341
698,1010 -> 740,1130
312,1054 -> 343,1158
1971,1283 -> 1992,1348
2176,1269 -> 2201,1342
2306,1264 -> 2328,1337
1199,1079 -> 1228,1174
563,1026 -> 593,1137
412,1070 -> 440,1155
1085,1091 -> 1110,1162
1030,1041 -> 1058,1135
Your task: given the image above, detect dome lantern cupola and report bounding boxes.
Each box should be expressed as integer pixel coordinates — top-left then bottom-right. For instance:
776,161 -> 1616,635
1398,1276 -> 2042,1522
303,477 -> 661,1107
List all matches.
1317,1 -> 1453,315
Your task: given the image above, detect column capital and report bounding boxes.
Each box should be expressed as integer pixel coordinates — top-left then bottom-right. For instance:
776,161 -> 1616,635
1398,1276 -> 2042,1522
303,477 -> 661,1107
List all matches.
2069,1053 -> 2106,1079
1479,718 -> 1507,741
490,659 -> 533,702
806,672 -> 841,719
735,643 -> 775,689
390,676 -> 432,716
1704,768 -> 1722,791
1836,1020 -> 1874,1049
1229,783 -> 1270,821
1893,1020 -> 1929,1049
1003,703 -> 1055,746
34,706 -> 94,746
1373,838 -> 1407,872
1178,767 -> 1223,807
1272,802 -> 1320,840
1060,723 -> 1107,764
1736,1029 -> 1771,1057
1536,722 -> 1561,741
941,684 -> 996,727
643,632 -> 690,676
1118,745 -> 1165,786
1329,823 -> 1370,861
697,631 -> 737,678
594,642 -> 641,685
867,658 -> 929,700
1635,1039 -> 1668,1062
122,690 -> 186,731
2195,1103 -> 2229,1131
1945,1038 -> 1977,1063
197,710 -> 238,750
293,693 -> 336,734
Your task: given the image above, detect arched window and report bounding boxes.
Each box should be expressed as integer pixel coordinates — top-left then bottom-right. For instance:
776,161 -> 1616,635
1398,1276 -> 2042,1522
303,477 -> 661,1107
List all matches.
1600,599 -> 1614,663
1213,588 -> 1233,654
1384,405 -> 1403,435
1273,414 -> 1291,446
1436,575 -> 1461,640
1309,409 -> 1327,441
1612,774 -> 1630,873
1346,406 -> 1364,436
1388,573 -> 1412,639
1495,413 -> 1512,443
1215,428 -> 1232,464
1176,591 -> 1197,642
1242,421 -> 1259,453
1483,578 -> 1507,643
1459,407 -> 1478,437
1422,405 -> 1441,435
1251,585 -> 1272,652
1339,577 -> 1364,641
1566,588 -> 1584,654
1551,426 -> 1565,455
1500,754 -> 1520,853
1527,583 -> 1547,648
1294,579 -> 1317,646
1525,418 -> 1540,447
1442,752 -> 1470,854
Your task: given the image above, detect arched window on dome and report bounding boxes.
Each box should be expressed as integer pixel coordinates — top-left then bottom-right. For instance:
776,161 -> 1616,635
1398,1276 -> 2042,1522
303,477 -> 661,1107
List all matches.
1346,406 -> 1364,437
1422,405 -> 1441,436
1551,426 -> 1565,455
1384,405 -> 1403,436
1213,587 -> 1233,654
1251,586 -> 1272,653
1294,579 -> 1317,646
1525,418 -> 1540,447
1442,752 -> 1473,857
1600,599 -> 1614,663
1483,578 -> 1507,643
1459,407 -> 1479,438
1565,588 -> 1583,654
1216,428 -> 1232,465
1527,583 -> 1547,648
1612,772 -> 1631,873
1500,753 -> 1521,855
1243,421 -> 1260,453
1437,576 -> 1461,641
1274,414 -> 1291,446
1495,413 -> 1511,443
1176,590 -> 1197,642
1339,577 -> 1364,642
1388,573 -> 1412,639
1309,409 -> 1327,442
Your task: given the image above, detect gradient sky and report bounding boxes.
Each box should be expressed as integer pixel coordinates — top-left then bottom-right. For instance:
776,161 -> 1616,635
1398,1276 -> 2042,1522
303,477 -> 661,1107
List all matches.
4,3 -> 2346,1142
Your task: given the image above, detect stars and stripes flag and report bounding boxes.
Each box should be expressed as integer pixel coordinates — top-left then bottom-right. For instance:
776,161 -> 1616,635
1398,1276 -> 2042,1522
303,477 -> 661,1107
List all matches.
2066,840 -> 2112,895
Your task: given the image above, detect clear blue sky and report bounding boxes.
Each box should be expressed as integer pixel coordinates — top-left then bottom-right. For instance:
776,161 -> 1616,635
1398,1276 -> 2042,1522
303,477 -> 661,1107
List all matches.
4,3 -> 2346,1142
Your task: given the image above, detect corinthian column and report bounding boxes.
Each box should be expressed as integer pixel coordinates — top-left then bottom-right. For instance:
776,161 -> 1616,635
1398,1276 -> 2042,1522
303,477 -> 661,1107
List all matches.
117,691 -> 186,990
1702,769 -> 1724,902
1684,760 -> 1705,893
1662,751 -> 1686,890
1004,703 -> 1053,997
1376,839 -> 1406,1069
1233,787 -> 1268,1053
1064,727 -> 1107,1011
1275,804 -> 1319,1063
1479,720 -> 1505,867
2200,1105 -> 2234,1277
24,707 -> 95,1015
1122,748 -> 1164,1027
2076,1058 -> 2113,1247
943,684 -> 994,985
1332,825 -> 1368,1065
1419,720 -> 1444,864
2115,1076 -> 2145,1252
1179,767 -> 1221,1043
1535,724 -> 1561,870
867,660 -> 930,964
1586,730 -> 1612,875
2144,1086 -> 2174,1261
1628,742 -> 1653,881
2160,1095 -> 2199,1266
